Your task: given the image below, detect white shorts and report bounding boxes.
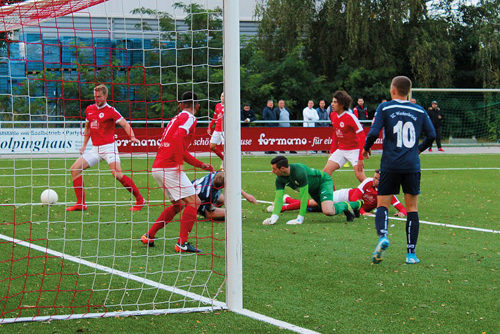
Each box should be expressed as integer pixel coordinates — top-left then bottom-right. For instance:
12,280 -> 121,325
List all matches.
333,188 -> 350,203
210,131 -> 224,145
82,142 -> 120,167
152,168 -> 196,202
328,149 -> 360,167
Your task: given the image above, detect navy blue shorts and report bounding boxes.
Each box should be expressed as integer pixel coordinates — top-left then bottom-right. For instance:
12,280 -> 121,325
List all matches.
378,171 -> 421,195
197,193 -> 221,216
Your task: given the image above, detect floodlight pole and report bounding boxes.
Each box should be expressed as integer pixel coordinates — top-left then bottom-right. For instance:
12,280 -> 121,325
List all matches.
223,0 -> 243,310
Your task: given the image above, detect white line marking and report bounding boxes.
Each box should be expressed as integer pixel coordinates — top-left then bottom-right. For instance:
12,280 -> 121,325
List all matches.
233,308 -> 321,334
256,200 -> 499,234
388,216 -> 500,234
0,307 -> 219,324
0,233 -> 321,333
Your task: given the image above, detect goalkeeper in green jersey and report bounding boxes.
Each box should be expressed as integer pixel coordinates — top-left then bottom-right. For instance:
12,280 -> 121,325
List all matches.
263,156 -> 363,225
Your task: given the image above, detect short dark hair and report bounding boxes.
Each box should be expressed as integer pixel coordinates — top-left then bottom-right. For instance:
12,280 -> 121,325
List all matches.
180,91 -> 198,106
374,169 -> 380,174
213,172 -> 224,189
391,76 -> 412,97
271,155 -> 288,169
333,90 -> 352,111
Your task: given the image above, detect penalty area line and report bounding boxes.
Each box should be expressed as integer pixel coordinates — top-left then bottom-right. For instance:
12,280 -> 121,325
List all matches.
256,200 -> 499,234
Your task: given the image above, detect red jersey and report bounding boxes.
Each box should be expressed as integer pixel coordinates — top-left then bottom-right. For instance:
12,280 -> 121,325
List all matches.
86,103 -> 123,146
209,103 -> 224,132
153,110 -> 202,169
348,178 -> 406,215
330,111 -> 364,150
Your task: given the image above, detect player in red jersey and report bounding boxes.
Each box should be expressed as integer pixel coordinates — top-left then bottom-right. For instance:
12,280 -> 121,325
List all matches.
141,91 -> 214,253
271,170 -> 407,217
67,84 -> 145,212
207,92 -> 225,160
323,90 -> 367,182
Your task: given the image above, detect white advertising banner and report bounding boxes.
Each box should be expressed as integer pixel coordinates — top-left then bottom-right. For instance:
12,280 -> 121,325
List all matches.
0,128 -> 88,154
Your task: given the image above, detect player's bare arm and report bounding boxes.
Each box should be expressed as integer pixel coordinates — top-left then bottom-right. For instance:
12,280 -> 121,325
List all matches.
241,190 -> 257,204
118,118 -> 140,144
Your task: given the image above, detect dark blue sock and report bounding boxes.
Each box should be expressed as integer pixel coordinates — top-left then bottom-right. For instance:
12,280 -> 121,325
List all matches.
406,211 -> 419,254
375,206 -> 388,237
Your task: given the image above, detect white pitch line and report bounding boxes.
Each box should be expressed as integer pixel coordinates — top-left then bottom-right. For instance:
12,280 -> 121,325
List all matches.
0,233 -> 226,309
387,216 -> 500,234
233,308 -> 321,334
0,306 -> 219,324
0,233 -> 321,333
256,200 -> 499,234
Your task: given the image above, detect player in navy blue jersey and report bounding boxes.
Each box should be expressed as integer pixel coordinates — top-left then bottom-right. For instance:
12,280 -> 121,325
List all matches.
193,171 -> 257,220
363,76 -> 436,265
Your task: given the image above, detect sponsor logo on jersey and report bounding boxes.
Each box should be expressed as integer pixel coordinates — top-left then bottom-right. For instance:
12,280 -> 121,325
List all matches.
340,121 -> 344,127
99,112 -> 104,118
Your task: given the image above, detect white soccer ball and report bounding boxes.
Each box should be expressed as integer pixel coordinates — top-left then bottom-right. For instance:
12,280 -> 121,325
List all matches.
41,189 -> 58,205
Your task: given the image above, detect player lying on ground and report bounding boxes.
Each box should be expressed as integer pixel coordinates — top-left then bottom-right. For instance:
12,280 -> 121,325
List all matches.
363,75 -> 436,265
67,84 -> 145,212
263,156 -> 363,225
193,171 -> 257,220
141,91 -> 214,253
268,170 -> 407,217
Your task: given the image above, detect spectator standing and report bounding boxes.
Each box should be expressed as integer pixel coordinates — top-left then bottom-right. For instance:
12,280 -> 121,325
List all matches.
315,99 -> 329,127
427,100 -> 444,152
241,103 -> 256,127
262,99 -> 277,154
316,99 -> 330,153
274,99 -> 296,153
303,100 -> 319,127
262,99 -> 277,127
353,98 -> 369,126
275,100 -> 291,128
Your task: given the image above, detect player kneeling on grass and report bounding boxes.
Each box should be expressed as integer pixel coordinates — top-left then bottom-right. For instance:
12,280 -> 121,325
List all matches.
141,91 -> 214,253
262,156 -> 363,225
269,170 -> 407,217
193,171 -> 257,220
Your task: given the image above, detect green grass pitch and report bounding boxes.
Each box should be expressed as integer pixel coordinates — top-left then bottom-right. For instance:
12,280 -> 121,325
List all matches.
0,153 -> 498,333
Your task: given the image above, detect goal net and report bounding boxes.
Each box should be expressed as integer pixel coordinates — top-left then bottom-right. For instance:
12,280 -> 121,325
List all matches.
0,0 -> 228,323
411,88 -> 500,145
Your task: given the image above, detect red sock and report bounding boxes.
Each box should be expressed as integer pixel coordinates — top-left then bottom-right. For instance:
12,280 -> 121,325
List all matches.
282,200 -> 301,212
213,148 -> 224,160
148,205 -> 179,238
119,175 -> 144,202
284,196 -> 295,204
73,175 -> 85,204
178,205 -> 198,244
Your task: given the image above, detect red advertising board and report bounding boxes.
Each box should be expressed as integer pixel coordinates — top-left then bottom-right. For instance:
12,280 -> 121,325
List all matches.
114,127 -> 383,153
